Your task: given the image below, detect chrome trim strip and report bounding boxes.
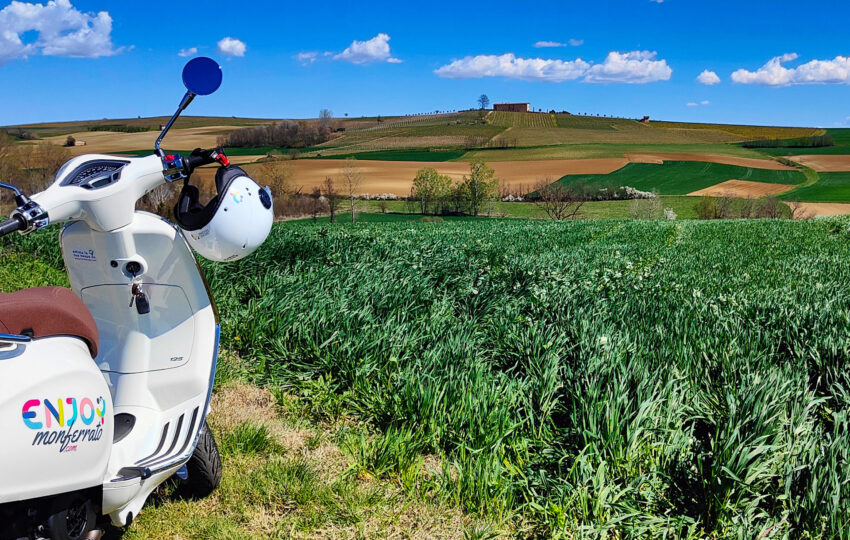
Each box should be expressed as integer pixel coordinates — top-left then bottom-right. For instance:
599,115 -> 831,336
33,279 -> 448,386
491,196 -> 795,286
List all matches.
0,333 -> 31,343
111,324 -> 220,482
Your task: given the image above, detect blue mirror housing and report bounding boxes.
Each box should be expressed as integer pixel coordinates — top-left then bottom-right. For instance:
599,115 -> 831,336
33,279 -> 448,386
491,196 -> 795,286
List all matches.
182,57 -> 222,96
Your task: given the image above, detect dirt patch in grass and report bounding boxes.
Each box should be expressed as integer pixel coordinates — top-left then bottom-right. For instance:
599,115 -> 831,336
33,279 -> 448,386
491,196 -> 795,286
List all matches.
122,381 -> 504,539
37,126 -> 240,155
782,202 -> 850,216
689,179 -> 797,198
626,153 -> 793,170
788,154 -> 850,172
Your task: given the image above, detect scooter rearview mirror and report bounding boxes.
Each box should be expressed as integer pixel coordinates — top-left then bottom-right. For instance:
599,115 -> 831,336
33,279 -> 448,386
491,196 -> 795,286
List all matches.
182,57 -> 222,96
156,57 -> 223,155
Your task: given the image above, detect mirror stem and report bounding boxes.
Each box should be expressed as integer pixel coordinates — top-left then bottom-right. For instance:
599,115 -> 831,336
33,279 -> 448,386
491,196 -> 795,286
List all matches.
155,91 -> 197,156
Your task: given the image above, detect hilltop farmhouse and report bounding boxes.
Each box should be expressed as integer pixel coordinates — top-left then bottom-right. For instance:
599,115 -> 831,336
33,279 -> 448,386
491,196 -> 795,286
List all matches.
493,102 -> 530,113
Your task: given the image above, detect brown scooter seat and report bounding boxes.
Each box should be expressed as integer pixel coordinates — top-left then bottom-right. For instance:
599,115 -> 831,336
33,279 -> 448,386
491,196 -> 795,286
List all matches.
0,286 -> 99,357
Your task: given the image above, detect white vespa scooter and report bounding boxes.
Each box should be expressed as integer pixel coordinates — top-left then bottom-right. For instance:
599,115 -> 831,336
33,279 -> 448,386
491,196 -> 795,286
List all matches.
0,57 -> 273,538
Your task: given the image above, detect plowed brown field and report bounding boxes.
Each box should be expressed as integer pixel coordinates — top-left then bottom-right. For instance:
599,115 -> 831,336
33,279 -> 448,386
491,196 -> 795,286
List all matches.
783,202 -> 850,217
221,158 -> 632,194
788,155 -> 850,172
689,180 -> 797,198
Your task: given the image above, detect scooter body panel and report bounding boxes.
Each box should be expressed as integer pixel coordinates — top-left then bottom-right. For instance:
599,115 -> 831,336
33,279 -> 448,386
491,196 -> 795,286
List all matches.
60,212 -> 218,525
0,337 -> 113,503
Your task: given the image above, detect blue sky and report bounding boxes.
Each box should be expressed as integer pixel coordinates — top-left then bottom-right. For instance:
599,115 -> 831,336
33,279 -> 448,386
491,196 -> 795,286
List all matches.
0,0 -> 849,127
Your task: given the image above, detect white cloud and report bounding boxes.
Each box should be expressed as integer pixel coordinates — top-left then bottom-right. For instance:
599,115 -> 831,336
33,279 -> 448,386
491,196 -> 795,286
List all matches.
296,51 -> 318,65
701,100 -> 710,105
178,47 -> 197,58
435,50 -> 671,84
435,53 -> 590,82
697,69 -> 721,85
687,100 -> 710,107
584,50 -> 672,84
650,0 -> 663,3
687,102 -> 698,107
217,37 -> 246,57
334,33 -> 400,64
731,53 -> 850,86
0,0 -> 121,64
534,39 -> 583,48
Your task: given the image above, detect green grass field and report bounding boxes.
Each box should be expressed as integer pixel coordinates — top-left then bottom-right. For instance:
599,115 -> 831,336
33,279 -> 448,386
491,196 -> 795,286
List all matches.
462,142 -> 777,162
555,161 -> 806,195
7,216 -> 850,537
780,172 -> 850,201
306,148 -> 467,161
202,218 -> 850,537
650,121 -> 822,140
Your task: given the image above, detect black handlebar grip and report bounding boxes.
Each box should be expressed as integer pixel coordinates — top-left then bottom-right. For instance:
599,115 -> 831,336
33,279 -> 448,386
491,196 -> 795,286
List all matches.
0,215 -> 25,237
185,148 -> 218,171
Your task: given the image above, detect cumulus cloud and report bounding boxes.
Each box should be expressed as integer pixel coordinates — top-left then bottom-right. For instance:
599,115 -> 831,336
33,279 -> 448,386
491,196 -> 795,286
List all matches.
697,69 -> 721,85
217,37 -> 246,57
534,39 -> 583,48
0,0 -> 121,64
296,51 -> 318,65
584,50 -> 672,84
178,47 -> 197,57
435,50 -> 671,84
701,100 -> 710,105
435,53 -> 590,82
687,100 -> 711,107
731,53 -> 850,86
334,33 -> 400,64
687,102 -> 698,107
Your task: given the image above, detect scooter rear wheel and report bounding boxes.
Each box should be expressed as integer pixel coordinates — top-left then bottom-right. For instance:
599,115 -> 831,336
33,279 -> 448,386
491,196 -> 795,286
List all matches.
179,421 -> 222,499
43,495 -> 95,540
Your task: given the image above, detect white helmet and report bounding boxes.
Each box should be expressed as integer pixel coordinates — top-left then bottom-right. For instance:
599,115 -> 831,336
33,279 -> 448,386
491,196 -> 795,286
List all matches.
174,165 -> 273,262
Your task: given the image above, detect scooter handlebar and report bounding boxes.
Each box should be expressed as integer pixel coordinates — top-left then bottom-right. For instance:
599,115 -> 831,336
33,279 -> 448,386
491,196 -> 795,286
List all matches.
0,215 -> 26,238
185,147 -> 227,172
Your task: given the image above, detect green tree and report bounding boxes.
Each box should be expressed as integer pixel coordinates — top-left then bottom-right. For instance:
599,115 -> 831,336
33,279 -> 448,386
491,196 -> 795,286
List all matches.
412,167 -> 453,215
460,160 -> 497,216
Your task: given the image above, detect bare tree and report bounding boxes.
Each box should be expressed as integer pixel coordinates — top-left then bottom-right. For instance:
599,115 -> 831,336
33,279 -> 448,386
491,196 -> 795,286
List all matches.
15,143 -> 70,195
629,193 -> 662,219
340,159 -> 362,223
139,184 -> 173,214
323,176 -> 341,223
757,196 -> 781,219
787,200 -> 813,220
532,177 -> 586,220
319,109 -> 334,131
739,197 -> 755,219
717,194 -> 735,219
477,94 -> 490,110
256,159 -> 294,217
310,187 -> 323,222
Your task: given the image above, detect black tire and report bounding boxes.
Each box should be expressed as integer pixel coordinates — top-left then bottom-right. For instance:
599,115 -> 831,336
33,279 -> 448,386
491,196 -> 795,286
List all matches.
43,495 -> 95,540
179,421 -> 222,499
